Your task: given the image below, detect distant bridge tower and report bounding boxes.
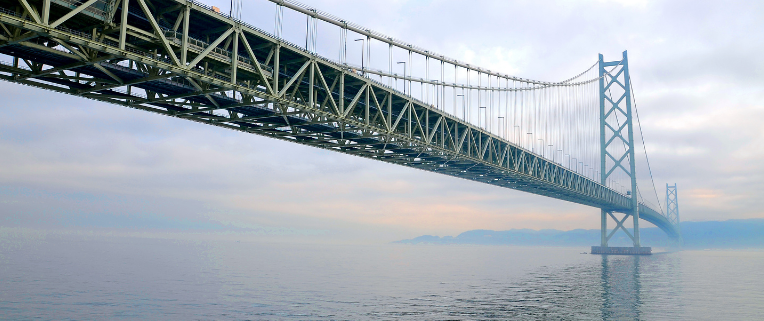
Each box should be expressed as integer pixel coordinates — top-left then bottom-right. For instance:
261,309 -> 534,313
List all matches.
597,51 -> 644,251
666,184 -> 680,226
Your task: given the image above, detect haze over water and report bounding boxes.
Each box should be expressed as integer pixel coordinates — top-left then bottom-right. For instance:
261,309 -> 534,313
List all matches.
1,231 -> 762,320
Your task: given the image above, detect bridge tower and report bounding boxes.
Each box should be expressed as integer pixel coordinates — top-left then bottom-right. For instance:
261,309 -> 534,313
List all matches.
597,51 -> 644,252
666,184 -> 680,226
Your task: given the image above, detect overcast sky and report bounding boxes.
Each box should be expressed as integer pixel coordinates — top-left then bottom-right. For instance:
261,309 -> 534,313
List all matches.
1,0 -> 762,242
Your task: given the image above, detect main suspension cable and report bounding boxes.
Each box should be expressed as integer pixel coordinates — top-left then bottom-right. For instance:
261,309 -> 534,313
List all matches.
631,80 -> 665,215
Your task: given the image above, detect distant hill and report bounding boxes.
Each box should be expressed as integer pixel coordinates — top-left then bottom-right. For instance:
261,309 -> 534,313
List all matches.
395,219 -> 764,248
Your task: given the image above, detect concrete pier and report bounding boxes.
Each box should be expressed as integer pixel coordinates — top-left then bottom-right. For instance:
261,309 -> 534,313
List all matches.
591,246 -> 652,255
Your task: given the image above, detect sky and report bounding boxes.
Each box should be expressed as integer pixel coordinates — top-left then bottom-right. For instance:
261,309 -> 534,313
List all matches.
1,0 -> 762,243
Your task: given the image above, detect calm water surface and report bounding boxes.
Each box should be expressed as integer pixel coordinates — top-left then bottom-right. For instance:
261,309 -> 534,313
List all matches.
1,232 -> 763,320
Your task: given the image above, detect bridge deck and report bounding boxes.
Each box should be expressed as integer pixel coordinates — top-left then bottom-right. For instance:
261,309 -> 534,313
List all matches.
0,0 -> 679,239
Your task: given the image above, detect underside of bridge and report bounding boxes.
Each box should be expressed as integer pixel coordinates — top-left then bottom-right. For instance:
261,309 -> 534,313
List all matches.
0,0 -> 680,240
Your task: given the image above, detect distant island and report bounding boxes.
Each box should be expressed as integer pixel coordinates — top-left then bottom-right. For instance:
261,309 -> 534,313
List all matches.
395,219 -> 764,249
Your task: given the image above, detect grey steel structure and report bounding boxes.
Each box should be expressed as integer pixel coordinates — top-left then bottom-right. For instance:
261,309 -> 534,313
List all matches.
0,0 -> 681,240
666,184 -> 679,226
598,52 -> 646,248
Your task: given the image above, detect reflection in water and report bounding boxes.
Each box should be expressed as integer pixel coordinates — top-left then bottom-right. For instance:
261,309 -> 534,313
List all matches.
597,253 -> 691,320
506,254 -> 664,320
600,255 -> 642,320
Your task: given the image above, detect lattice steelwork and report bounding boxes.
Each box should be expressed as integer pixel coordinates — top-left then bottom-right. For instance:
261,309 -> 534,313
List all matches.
666,183 -> 680,226
598,51 -> 644,247
0,0 -> 680,240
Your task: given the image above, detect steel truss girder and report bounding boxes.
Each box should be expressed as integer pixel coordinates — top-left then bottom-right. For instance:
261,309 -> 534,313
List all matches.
0,0 -> 678,240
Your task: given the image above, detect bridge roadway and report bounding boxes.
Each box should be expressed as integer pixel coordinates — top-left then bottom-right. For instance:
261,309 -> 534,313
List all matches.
0,0 -> 680,238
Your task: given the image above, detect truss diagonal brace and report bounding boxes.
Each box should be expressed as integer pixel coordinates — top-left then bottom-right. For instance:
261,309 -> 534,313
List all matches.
18,0 -> 41,24
136,0 -> 181,67
278,60 -> 311,98
238,32 -> 274,95
188,28 -> 235,68
50,0 -> 100,28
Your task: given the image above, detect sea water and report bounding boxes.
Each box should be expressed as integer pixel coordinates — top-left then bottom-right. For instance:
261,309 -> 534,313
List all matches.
1,231 -> 763,320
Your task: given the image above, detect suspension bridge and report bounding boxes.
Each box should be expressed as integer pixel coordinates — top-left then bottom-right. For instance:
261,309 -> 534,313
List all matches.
0,0 -> 681,251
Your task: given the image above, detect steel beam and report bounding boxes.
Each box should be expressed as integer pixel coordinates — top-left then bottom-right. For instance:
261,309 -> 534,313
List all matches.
0,0 -> 679,240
